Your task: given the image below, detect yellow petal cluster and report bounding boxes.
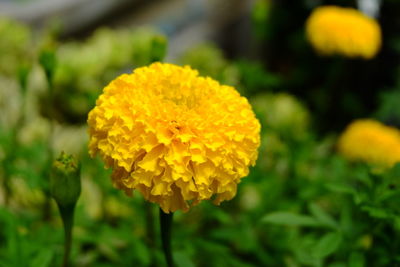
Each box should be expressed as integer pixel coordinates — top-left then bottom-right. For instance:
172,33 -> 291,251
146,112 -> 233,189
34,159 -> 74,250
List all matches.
337,119 -> 400,168
306,6 -> 381,59
87,62 -> 260,213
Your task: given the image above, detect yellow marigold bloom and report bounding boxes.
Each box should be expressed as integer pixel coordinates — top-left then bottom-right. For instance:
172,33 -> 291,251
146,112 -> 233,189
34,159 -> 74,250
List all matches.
337,119 -> 400,167
306,6 -> 381,59
88,62 -> 260,213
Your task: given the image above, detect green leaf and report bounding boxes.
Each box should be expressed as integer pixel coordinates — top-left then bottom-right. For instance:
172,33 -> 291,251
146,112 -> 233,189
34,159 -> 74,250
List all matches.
261,212 -> 321,227
325,183 -> 355,195
174,251 -> 195,267
348,252 -> 365,267
312,232 -> 342,259
309,203 -> 338,229
388,162 -> 400,178
328,263 -> 346,267
132,238 -> 150,265
361,206 -> 391,219
31,249 -> 54,267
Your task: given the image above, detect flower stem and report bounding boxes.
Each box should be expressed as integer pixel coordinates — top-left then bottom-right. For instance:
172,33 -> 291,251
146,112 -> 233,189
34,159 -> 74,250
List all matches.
159,209 -> 174,267
145,202 -> 157,266
58,204 -> 75,267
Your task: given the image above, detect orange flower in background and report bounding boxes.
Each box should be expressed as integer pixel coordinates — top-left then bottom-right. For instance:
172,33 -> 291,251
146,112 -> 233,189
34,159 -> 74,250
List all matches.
306,6 -> 381,59
88,62 -> 261,213
337,119 -> 400,168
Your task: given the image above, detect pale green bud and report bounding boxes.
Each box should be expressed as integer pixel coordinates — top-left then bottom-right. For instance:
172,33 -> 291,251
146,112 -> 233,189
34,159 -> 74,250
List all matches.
50,152 -> 81,207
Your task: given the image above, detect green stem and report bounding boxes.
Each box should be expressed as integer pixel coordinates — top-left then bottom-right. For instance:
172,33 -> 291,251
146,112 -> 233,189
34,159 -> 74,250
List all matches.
159,209 -> 174,267
2,159 -> 12,205
146,202 -> 156,246
44,76 -> 55,221
58,204 -> 75,267
2,178 -> 10,205
145,202 -> 157,266
42,189 -> 52,221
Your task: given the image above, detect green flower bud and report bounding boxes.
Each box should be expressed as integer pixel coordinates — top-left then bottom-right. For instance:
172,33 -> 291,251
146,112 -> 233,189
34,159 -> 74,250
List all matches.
50,152 -> 81,207
17,63 -> 31,95
150,35 -> 167,62
39,48 -> 57,87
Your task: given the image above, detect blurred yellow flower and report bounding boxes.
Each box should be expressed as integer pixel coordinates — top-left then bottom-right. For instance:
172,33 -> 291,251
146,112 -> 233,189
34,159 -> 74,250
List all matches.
337,119 -> 400,167
88,62 -> 260,213
306,6 -> 381,59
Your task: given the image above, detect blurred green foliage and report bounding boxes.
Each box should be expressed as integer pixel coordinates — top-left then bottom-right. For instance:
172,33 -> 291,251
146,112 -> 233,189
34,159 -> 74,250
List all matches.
1,0 -> 400,265
51,27 -> 167,123
0,18 -> 32,76
179,43 -> 240,87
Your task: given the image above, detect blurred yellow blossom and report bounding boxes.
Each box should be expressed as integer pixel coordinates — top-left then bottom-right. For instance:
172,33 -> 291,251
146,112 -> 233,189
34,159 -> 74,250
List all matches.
337,119 -> 400,167
88,62 -> 260,213
306,6 -> 381,59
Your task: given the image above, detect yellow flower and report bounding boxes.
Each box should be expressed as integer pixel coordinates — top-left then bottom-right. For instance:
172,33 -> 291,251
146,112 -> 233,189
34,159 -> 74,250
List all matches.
337,119 -> 400,167
88,62 -> 260,213
306,6 -> 381,59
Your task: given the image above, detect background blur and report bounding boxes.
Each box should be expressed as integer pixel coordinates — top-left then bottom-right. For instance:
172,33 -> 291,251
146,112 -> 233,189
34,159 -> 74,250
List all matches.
1,0 -> 400,266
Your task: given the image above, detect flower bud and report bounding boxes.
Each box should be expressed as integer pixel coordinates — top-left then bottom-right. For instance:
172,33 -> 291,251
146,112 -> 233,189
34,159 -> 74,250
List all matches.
39,48 -> 57,87
150,35 -> 167,62
17,62 -> 31,95
50,152 -> 81,207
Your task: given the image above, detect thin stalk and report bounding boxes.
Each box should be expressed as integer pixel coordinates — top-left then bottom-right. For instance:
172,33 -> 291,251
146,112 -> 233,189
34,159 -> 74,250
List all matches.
146,202 -> 156,245
159,209 -> 174,267
42,190 -> 52,221
43,77 -> 55,221
58,204 -> 75,267
145,202 -> 157,266
2,159 -> 12,205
